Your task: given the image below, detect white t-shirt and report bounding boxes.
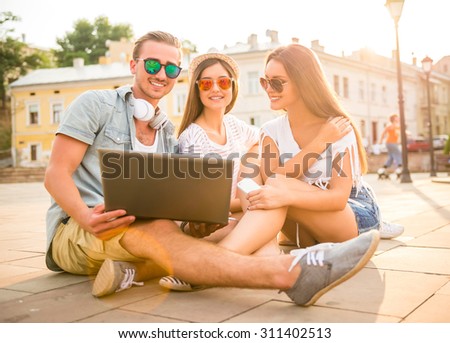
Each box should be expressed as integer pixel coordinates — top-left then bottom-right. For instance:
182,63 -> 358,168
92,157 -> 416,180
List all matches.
133,133 -> 159,153
260,114 -> 362,190
178,115 -> 259,198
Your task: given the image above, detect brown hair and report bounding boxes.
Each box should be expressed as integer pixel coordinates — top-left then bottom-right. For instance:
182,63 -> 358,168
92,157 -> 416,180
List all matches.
266,44 -> 368,173
132,31 -> 182,62
178,58 -> 239,137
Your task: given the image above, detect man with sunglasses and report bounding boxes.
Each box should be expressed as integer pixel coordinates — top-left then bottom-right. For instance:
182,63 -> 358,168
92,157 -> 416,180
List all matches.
44,30 -> 379,307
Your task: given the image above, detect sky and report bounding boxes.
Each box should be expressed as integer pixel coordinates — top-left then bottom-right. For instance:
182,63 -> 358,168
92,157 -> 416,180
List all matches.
2,0 -> 449,64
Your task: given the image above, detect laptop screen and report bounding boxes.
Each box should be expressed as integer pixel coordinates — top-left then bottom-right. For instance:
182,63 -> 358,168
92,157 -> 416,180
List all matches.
98,149 -> 233,225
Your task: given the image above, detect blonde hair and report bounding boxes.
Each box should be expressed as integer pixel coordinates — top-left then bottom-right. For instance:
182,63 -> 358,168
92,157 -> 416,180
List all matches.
389,114 -> 399,122
266,44 -> 368,173
178,58 -> 239,137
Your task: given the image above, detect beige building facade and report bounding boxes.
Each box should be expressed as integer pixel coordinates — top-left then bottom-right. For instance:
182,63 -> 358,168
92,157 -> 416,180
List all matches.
9,32 -> 450,167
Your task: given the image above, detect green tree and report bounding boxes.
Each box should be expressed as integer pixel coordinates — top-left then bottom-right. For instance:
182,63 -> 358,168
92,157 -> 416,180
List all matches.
53,16 -> 133,67
0,11 -> 51,109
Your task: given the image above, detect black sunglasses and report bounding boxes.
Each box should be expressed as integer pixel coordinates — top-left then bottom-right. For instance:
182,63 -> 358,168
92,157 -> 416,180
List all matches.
259,77 -> 288,93
135,58 -> 182,79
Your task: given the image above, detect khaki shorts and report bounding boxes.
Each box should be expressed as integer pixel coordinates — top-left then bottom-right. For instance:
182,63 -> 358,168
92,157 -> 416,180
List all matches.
52,218 -> 143,275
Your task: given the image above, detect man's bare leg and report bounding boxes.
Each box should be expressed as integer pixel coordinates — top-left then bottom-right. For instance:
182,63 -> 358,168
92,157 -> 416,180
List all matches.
119,219 -> 298,289
94,219 -> 380,307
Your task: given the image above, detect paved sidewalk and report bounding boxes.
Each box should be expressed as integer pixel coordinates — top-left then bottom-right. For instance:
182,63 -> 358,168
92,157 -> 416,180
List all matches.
0,173 -> 449,323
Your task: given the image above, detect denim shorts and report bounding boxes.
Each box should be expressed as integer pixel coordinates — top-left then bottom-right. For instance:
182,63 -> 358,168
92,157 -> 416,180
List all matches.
348,184 -> 381,234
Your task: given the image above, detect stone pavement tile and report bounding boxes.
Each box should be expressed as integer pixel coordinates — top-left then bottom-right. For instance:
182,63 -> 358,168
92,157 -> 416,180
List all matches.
0,249 -> 43,263
94,279 -> 170,307
432,177 -> 450,184
437,281 -> 450,296
402,294 -> 450,323
80,309 -> 184,323
121,287 -> 281,323
0,182 -> 48,200
372,246 -> 450,274
5,255 -> 46,269
0,280 -> 164,323
0,264 -> 50,288
0,236 -> 46,253
0,289 -> 32,303
395,209 -> 450,238
0,230 -> 44,240
315,268 -> 448,318
410,225 -> 450,248
376,239 -> 406,254
5,272 -> 88,293
0,282 -> 100,322
224,300 -> 398,323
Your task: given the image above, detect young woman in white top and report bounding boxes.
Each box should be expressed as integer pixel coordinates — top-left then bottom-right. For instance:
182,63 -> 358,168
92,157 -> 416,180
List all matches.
177,53 -> 259,215
224,43 -> 381,250
160,53 -> 261,290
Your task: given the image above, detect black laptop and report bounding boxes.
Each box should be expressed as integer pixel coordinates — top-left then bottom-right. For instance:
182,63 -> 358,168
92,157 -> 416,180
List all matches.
98,149 -> 233,225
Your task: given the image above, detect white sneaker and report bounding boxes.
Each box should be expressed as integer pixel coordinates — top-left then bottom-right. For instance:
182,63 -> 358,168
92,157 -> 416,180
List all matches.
159,276 -> 206,292
159,276 -> 194,291
380,221 -> 404,239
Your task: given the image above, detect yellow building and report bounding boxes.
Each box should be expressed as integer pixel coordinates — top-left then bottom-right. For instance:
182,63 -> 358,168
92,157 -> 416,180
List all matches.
9,58 -> 188,167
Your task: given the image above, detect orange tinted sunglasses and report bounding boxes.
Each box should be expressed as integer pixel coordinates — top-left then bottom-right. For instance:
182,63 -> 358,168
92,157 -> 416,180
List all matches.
196,77 -> 233,91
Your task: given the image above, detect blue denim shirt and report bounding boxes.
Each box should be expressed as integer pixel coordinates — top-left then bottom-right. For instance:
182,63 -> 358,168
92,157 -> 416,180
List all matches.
45,85 -> 178,271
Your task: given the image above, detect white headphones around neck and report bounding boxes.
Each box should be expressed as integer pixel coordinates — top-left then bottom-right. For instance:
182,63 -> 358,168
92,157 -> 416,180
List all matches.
129,93 -> 168,130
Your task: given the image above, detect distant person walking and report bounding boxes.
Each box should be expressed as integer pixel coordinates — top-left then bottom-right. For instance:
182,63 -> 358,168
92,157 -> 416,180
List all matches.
379,114 -> 402,171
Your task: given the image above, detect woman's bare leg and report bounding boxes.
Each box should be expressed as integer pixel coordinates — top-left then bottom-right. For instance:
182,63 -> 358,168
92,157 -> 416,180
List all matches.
217,206 -> 288,255
288,205 -> 358,245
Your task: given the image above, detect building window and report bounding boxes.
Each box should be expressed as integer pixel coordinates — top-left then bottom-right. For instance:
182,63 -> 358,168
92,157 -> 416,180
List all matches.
371,121 -> 378,144
370,83 -> 376,103
358,80 -> 365,101
51,102 -> 63,124
442,85 -> 448,104
343,77 -> 349,98
30,144 -> 38,161
360,119 -> 366,138
174,92 -> 186,116
27,103 -> 40,125
360,119 -> 368,149
247,71 -> 259,95
381,85 -> 387,104
432,84 -> 438,104
333,75 -> 340,95
249,116 -> 260,127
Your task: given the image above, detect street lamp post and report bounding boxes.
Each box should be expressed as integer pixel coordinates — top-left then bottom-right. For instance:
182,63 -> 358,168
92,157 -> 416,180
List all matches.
385,0 -> 412,183
422,56 -> 436,177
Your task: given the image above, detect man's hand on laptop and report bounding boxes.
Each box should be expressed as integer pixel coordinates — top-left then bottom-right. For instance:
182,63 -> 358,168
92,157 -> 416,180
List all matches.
80,204 -> 136,241
183,222 -> 225,238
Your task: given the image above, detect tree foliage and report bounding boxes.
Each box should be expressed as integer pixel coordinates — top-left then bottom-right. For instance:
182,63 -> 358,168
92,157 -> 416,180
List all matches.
0,11 -> 51,109
53,16 -> 133,67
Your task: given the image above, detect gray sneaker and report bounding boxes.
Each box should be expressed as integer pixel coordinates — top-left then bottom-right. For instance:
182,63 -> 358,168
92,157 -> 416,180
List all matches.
284,230 -> 380,306
92,259 -> 144,297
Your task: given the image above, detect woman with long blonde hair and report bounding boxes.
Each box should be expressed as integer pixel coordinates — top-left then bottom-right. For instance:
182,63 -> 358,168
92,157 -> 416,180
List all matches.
237,43 -> 380,248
